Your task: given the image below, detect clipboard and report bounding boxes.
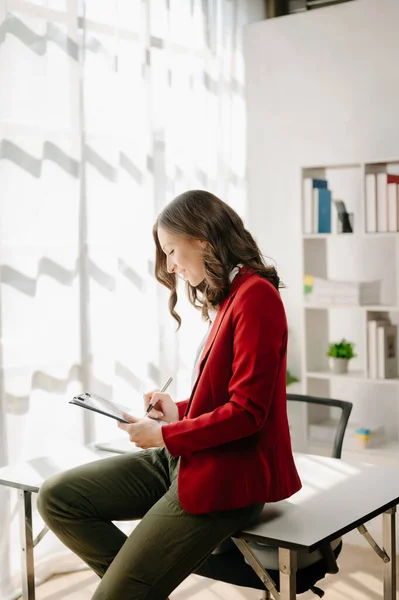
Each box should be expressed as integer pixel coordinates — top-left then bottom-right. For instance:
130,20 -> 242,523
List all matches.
69,392 -> 131,423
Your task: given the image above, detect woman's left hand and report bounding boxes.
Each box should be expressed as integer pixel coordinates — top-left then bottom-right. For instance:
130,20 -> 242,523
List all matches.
118,414 -> 165,449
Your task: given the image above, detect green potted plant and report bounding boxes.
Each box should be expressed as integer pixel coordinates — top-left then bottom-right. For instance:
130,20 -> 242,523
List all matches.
327,339 -> 356,374
286,370 -> 299,386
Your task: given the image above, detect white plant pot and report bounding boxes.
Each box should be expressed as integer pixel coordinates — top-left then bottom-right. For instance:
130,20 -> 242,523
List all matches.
330,357 -> 349,374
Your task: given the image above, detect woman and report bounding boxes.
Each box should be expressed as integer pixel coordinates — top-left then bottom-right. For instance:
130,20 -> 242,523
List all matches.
37,190 -> 301,600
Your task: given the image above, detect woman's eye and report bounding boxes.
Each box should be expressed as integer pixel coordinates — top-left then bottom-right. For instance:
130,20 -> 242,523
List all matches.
169,250 -> 174,256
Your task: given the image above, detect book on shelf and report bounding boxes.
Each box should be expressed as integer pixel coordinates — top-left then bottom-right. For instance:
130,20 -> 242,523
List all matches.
387,183 -> 399,232
302,178 -> 329,234
304,275 -> 381,306
375,173 -> 399,233
365,173 -> 377,232
313,187 -> 331,234
377,323 -> 398,379
368,319 -> 398,379
368,318 -> 389,379
377,173 -> 388,232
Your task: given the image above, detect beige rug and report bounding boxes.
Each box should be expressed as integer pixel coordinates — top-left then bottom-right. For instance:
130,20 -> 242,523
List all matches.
30,544 -> 399,600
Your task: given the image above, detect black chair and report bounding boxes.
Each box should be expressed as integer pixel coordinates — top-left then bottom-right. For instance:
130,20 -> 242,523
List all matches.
195,394 -> 353,599
286,393 -> 353,460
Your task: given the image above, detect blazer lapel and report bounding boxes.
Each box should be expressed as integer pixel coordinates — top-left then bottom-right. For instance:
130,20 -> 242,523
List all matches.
185,268 -> 255,414
198,296 -> 233,370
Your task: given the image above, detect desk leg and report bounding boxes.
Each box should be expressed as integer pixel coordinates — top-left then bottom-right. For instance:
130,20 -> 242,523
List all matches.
383,507 -> 396,600
19,490 -> 35,600
232,538 -> 278,599
278,547 -> 297,600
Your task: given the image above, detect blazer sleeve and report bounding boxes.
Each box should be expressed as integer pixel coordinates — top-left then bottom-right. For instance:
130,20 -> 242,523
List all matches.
162,281 -> 287,457
176,399 -> 189,420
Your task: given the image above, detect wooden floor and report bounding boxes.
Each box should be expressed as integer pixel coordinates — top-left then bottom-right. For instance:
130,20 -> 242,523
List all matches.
32,544 -> 399,599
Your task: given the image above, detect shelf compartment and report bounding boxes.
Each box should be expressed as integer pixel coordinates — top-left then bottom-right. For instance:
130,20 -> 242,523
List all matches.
303,237 -> 398,307
302,164 -> 361,235
305,308 -> 365,374
307,382 -> 399,458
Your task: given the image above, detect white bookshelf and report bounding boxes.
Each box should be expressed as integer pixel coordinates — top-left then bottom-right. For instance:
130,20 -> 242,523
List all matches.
300,160 -> 399,465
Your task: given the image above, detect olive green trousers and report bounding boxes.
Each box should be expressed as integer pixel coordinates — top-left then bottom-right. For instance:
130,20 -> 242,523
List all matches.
37,447 -> 263,600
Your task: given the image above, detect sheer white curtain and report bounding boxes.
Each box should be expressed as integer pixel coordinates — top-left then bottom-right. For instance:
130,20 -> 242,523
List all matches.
0,1 -> 265,598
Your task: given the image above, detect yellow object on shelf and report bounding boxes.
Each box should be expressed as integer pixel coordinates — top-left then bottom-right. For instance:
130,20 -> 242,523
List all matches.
355,431 -> 371,449
354,425 -> 385,449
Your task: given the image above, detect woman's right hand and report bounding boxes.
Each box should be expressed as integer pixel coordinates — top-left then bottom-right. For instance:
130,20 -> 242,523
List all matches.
143,390 -> 179,424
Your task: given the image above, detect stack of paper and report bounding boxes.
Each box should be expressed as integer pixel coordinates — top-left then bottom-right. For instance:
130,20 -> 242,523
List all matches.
304,275 -> 381,306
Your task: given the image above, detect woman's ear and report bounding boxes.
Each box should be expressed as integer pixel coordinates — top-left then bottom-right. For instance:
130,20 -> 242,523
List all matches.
195,239 -> 207,250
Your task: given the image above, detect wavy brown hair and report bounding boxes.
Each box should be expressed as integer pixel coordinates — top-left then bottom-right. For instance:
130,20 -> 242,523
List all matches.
153,190 -> 283,327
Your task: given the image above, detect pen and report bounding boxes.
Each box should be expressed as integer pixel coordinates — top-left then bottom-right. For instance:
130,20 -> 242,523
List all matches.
144,376 -> 173,417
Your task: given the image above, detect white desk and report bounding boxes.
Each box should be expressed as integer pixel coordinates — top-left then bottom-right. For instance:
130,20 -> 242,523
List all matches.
236,453 -> 399,599
1,445 -> 398,600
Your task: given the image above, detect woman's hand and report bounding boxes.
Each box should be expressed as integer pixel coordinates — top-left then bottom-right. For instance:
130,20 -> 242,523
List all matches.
144,390 -> 179,423
118,414 -> 165,449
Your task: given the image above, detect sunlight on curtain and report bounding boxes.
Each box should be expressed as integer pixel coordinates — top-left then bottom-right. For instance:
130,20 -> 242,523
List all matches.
0,0 -> 265,597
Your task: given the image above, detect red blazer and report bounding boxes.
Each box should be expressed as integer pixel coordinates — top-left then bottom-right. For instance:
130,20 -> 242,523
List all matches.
162,267 -> 301,514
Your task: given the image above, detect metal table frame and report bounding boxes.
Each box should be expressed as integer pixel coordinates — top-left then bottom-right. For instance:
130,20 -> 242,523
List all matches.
233,506 -> 396,600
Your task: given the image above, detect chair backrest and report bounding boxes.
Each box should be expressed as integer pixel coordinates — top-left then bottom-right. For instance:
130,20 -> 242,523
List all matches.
287,393 -> 353,459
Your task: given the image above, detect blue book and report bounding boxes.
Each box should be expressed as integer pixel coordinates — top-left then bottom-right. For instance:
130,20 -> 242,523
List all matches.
318,188 -> 331,233
303,179 -> 329,233
312,178 -> 328,189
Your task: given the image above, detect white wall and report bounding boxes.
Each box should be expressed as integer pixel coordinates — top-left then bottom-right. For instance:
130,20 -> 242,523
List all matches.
244,0 -> 399,548
244,0 -> 399,379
